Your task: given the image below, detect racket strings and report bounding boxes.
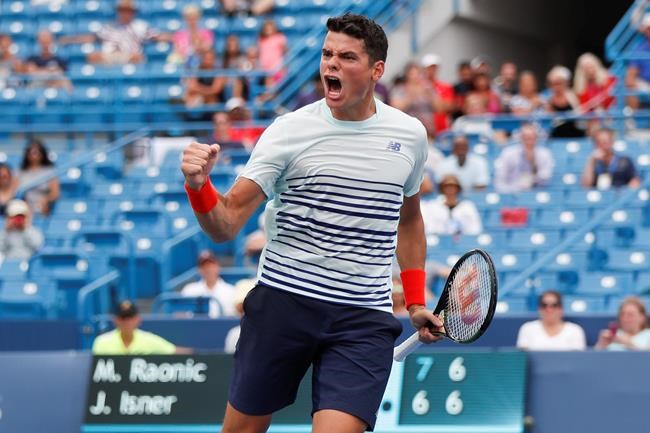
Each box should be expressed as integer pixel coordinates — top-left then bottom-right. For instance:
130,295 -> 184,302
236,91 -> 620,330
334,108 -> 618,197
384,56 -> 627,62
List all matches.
444,253 -> 493,342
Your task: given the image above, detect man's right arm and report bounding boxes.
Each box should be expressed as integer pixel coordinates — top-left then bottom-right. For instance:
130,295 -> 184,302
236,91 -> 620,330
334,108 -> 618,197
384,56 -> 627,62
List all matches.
181,142 -> 267,243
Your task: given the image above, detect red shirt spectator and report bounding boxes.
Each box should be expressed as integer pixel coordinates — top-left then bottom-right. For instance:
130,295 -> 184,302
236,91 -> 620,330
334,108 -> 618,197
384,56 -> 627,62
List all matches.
574,53 -> 615,112
421,54 -> 455,133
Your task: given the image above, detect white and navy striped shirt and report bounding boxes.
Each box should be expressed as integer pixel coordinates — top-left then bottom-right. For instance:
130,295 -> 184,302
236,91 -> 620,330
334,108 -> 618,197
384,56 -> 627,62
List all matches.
239,99 -> 428,312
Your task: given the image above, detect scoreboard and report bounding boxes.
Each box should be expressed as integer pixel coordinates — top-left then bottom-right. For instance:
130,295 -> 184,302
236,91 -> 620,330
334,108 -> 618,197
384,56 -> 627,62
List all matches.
376,351 -> 527,432
83,351 -> 526,433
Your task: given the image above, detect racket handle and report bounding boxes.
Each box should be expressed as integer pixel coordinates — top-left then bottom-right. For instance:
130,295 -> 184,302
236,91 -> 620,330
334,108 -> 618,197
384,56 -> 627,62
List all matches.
393,331 -> 422,362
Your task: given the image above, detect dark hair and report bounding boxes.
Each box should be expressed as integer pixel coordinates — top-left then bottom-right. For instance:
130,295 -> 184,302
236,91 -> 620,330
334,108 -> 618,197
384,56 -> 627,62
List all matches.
538,290 -> 562,308
21,139 -> 53,170
326,13 -> 387,63
458,61 -> 471,70
223,35 -> 241,69
595,127 -> 615,137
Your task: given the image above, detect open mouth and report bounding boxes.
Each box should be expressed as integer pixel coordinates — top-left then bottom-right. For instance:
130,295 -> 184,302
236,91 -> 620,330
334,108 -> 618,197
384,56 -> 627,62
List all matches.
324,75 -> 342,99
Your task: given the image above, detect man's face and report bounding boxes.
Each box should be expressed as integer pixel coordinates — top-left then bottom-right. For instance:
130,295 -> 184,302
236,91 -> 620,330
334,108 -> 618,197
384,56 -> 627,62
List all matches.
115,315 -> 140,333
501,63 -> 517,81
594,131 -> 614,153
38,31 -> 53,51
117,8 -> 136,24
320,31 -> 382,114
453,138 -> 469,158
459,66 -> 472,83
521,127 -> 537,149
8,215 -> 26,230
198,261 -> 220,281
538,295 -> 562,323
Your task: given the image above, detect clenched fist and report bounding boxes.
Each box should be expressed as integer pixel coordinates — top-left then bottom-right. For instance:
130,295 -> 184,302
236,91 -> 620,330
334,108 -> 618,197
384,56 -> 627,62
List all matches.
181,142 -> 221,190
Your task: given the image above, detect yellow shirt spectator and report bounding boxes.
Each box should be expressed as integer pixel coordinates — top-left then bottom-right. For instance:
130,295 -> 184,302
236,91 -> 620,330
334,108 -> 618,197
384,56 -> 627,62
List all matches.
92,329 -> 176,355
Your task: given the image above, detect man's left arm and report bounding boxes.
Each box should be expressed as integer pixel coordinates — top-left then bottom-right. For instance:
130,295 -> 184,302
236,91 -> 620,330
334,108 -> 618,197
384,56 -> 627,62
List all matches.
396,193 -> 443,343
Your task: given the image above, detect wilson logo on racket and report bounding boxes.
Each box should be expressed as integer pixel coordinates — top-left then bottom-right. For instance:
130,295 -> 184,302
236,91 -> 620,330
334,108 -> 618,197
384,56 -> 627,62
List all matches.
457,264 -> 481,325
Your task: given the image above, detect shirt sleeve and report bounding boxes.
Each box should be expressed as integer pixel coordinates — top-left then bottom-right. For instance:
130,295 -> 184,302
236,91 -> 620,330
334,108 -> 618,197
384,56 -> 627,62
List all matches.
574,325 -> 587,350
474,155 -> 490,187
148,334 -> 177,354
238,118 -> 290,198
403,122 -> 429,197
516,323 -> 529,349
535,148 -> 555,186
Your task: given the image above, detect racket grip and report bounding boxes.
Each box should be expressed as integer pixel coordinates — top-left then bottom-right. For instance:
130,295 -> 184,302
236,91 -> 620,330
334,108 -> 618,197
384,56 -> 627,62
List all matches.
393,331 -> 422,362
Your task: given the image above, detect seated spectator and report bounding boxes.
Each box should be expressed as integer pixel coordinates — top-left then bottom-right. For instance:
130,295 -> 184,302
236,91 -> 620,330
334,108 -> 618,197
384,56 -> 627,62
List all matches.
421,174 -> 482,236
184,49 -> 225,109
294,73 -> 325,110
544,65 -> 584,137
516,290 -> 586,351
422,54 -> 455,133
168,4 -> 214,67
467,72 -> 501,114
391,62 -> 439,138
222,35 -> 248,99
435,134 -> 489,191
224,278 -> 256,354
60,0 -> 164,65
181,250 -> 237,317
574,53 -> 615,112
24,30 -> 71,90
453,60 -> 473,117
220,0 -> 274,17
0,163 -> 18,216
452,94 -> 507,143
510,70 -> 543,116
470,55 -> 491,76
224,97 -> 265,148
581,127 -> 640,189
207,112 -> 246,151
596,297 -> 650,351
493,61 -> 518,112
93,300 -> 182,355
626,8 -> 650,109
244,209 -> 266,260
0,34 -> 23,89
494,123 -> 554,193
258,19 -> 287,86
0,199 -> 44,260
17,139 -> 60,216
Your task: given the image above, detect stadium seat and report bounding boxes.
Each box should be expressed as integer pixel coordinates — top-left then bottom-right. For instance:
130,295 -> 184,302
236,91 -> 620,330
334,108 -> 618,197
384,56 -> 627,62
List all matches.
563,295 -> 607,314
509,230 -> 561,253
605,249 -> 650,272
575,272 -> 634,296
0,280 -> 59,319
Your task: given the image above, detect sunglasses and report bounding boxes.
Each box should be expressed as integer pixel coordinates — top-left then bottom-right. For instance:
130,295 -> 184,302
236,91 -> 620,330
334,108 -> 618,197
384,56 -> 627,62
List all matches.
540,302 -> 561,309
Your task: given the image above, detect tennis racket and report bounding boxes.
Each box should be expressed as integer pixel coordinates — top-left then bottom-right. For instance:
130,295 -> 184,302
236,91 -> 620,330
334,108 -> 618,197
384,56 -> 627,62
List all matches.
394,249 -> 498,362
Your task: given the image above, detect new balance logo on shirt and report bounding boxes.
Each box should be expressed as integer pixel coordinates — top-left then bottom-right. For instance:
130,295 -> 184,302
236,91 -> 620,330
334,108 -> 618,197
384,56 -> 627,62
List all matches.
387,141 -> 402,152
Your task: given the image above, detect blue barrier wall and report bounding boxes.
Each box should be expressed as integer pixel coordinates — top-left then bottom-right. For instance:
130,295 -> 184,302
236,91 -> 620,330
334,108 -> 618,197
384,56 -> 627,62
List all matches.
0,315 -> 617,351
1,351 -> 648,433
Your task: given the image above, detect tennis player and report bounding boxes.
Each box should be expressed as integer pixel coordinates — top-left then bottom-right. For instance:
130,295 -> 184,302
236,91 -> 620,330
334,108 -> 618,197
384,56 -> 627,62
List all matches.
182,13 -> 442,433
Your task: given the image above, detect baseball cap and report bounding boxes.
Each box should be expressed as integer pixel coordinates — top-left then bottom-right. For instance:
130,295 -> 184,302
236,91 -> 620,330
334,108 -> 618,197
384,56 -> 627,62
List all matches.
421,53 -> 441,68
197,249 -> 218,266
6,199 -> 29,217
225,97 -> 246,112
114,300 -> 139,318
642,12 -> 650,28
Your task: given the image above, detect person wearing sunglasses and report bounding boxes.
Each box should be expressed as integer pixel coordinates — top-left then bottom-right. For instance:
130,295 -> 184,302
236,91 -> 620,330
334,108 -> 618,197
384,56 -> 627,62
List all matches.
516,290 -> 586,351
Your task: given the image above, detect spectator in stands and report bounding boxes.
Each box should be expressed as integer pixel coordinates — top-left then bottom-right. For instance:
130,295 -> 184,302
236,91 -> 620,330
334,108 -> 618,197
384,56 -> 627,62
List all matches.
581,127 -> 640,189
17,139 -> 60,216
223,97 -> 265,147
494,123 -> 554,193
391,62 -> 439,137
181,250 -> 237,318
244,210 -> 266,260
92,300 -> 182,355
626,8 -> 650,109
294,73 -> 325,110
207,112 -> 245,151
258,19 -> 287,85
544,65 -> 584,137
452,94 -> 507,143
184,49 -> 225,109
219,0 -> 274,17
421,174 -> 482,236
467,72 -> 501,114
0,199 -> 43,260
470,55 -> 491,76
422,53 -> 455,133
60,0 -> 164,65
493,61 -> 518,112
374,80 -> 391,105
453,60 -> 473,117
168,5 -> 214,67
0,163 -> 18,216
224,278 -> 256,354
595,296 -> 650,351
0,34 -> 23,89
435,134 -> 489,191
516,290 -> 586,351
222,35 -> 248,100
24,30 -> 71,90
573,53 -> 615,113
510,70 -> 543,116
391,277 -> 408,317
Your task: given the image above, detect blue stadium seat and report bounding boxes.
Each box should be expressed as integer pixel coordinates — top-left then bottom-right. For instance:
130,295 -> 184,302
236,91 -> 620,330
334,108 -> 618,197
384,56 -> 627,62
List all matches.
605,249 -> 650,273
509,230 -> 561,253
537,209 -> 589,230
575,272 -> 633,296
0,280 -> 59,319
634,272 -> 650,295
542,251 -> 588,272
601,208 -> 643,229
565,189 -> 615,209
563,295 -> 607,314
495,297 -> 530,314
512,190 -> 563,210
0,259 -> 29,282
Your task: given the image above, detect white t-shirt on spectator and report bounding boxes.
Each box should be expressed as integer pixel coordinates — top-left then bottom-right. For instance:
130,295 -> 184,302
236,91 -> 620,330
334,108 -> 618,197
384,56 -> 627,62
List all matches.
181,278 -> 237,317
516,320 -> 586,351
435,153 -> 490,191
224,325 -> 241,354
421,196 -> 483,236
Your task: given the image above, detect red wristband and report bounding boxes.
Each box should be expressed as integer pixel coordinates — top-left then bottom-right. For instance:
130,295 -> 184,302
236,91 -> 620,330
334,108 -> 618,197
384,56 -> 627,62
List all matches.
185,177 -> 219,213
400,269 -> 426,310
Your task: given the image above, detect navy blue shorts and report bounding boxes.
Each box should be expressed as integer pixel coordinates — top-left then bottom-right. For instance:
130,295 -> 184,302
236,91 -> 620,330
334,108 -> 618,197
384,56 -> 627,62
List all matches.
228,284 -> 403,431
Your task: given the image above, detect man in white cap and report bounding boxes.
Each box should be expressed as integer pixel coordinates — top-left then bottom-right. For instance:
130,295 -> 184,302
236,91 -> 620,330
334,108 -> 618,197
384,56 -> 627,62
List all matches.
421,53 -> 455,133
0,199 -> 43,260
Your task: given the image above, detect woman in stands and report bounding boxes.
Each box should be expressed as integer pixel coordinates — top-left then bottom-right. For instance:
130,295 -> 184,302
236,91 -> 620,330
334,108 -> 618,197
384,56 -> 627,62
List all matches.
510,70 -> 543,116
391,62 -> 439,138
596,297 -> 650,351
574,53 -> 615,113
222,35 -> 248,100
17,140 -> 59,216
169,4 -> 214,68
258,19 -> 287,85
544,65 -> 584,137
467,71 -> 501,114
184,49 -> 226,109
0,163 -> 18,216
